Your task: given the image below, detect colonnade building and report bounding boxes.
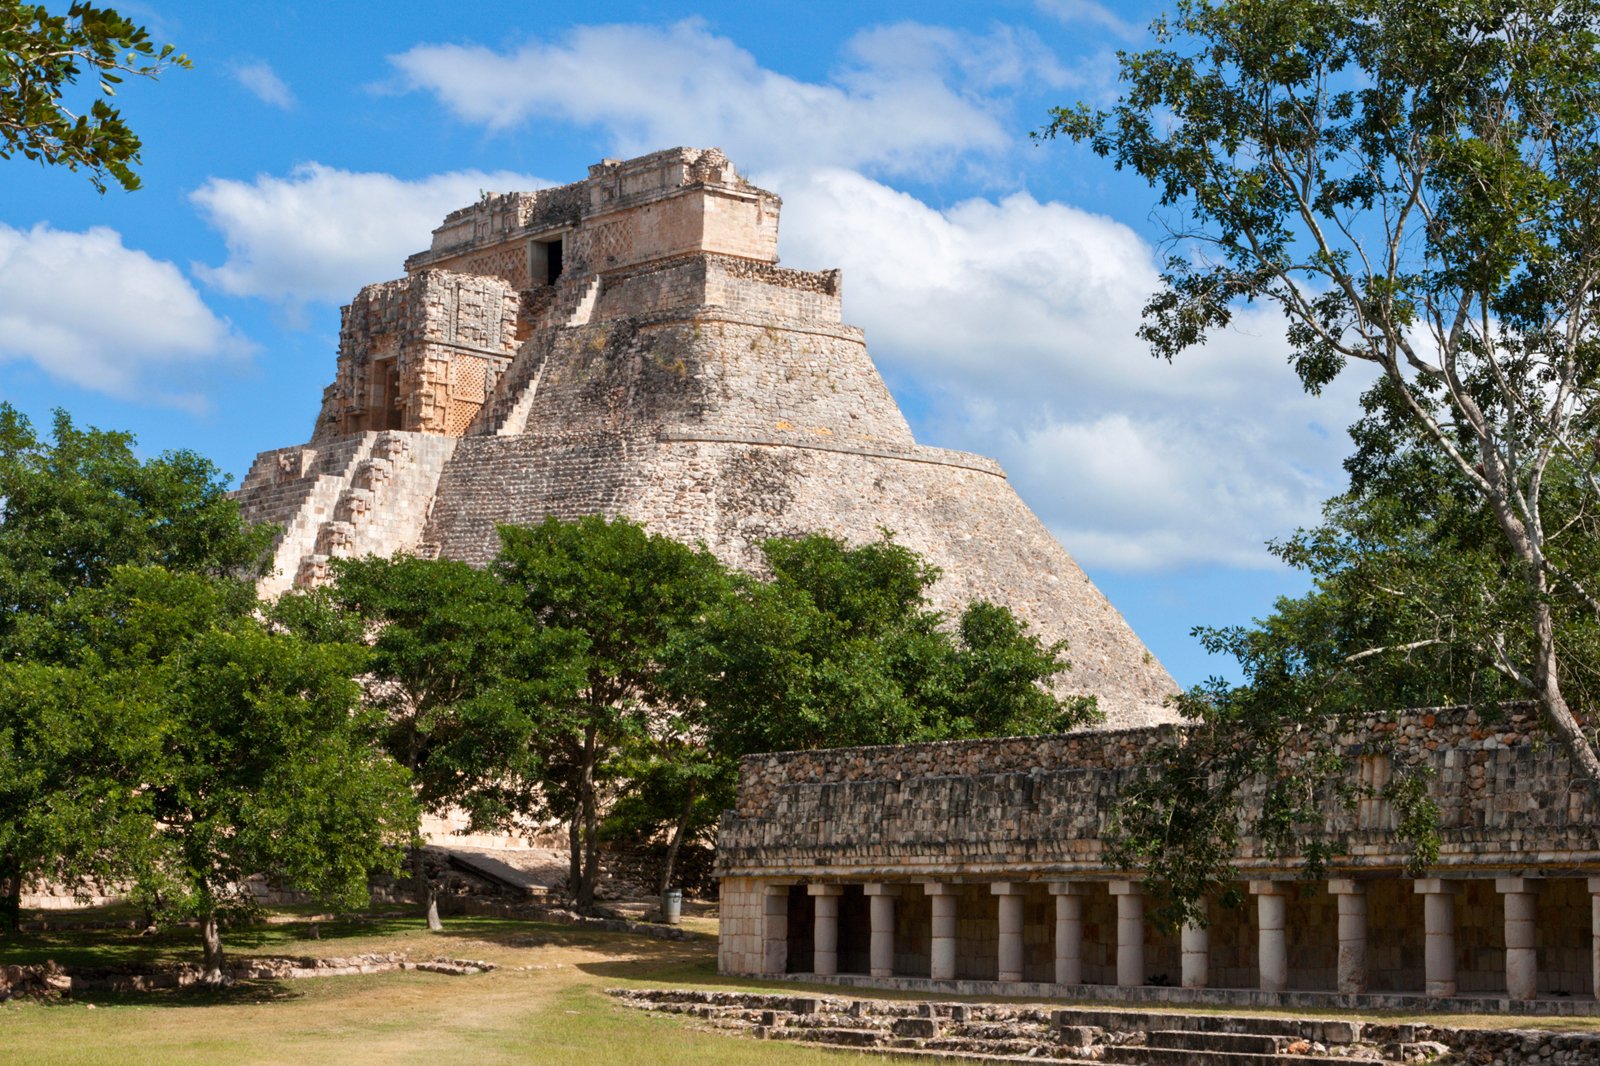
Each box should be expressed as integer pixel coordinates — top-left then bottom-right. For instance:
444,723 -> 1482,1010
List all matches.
715,707 -> 1600,1012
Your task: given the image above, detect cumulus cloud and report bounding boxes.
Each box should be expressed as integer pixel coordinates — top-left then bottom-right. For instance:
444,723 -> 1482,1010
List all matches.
190,164 -> 546,307
0,224 -> 249,409
232,60 -> 295,109
388,20 -> 1062,176
769,167 -> 1366,572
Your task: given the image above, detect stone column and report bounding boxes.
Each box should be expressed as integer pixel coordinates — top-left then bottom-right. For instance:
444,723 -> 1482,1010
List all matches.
925,883 -> 959,982
1497,877 -> 1537,1001
1251,881 -> 1289,994
1109,881 -> 1145,988
1414,878 -> 1457,997
992,883 -> 1026,983
1049,883 -> 1085,986
808,883 -> 844,976
1181,921 -> 1209,990
865,883 -> 897,978
761,883 -> 791,976
1328,879 -> 1368,994
1590,878 -> 1600,1002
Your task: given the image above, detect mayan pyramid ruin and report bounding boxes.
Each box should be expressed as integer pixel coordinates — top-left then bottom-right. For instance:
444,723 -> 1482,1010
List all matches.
235,147 -> 1178,728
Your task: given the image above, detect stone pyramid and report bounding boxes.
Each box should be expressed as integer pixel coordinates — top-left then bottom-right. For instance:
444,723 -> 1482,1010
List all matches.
235,147 -> 1178,728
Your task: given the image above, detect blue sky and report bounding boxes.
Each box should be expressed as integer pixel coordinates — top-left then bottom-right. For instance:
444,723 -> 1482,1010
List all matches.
0,1 -> 1369,686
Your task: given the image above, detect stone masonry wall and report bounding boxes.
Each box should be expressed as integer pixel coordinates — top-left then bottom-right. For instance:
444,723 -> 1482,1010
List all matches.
422,425 -> 1173,724
717,707 -> 1600,880
594,255 -> 843,325
311,271 -> 520,443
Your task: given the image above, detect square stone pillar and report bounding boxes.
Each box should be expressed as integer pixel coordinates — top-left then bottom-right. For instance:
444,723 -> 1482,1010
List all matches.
992,883 -> 1026,983
1497,877 -> 1537,1001
761,883 -> 792,976
1048,883 -> 1085,986
1181,921 -> 1209,989
1109,881 -> 1145,988
1328,879 -> 1368,994
1414,878 -> 1457,997
1589,877 -> 1600,1001
925,882 -> 959,981
1250,881 -> 1290,994
864,883 -> 897,978
808,883 -> 844,976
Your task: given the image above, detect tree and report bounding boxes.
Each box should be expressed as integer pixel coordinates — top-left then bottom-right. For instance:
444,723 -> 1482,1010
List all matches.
691,532 -> 1098,757
493,516 -> 729,912
1044,0 -> 1600,918
0,2 -> 188,192
0,405 -> 271,929
287,554 -> 576,931
27,566 -> 415,980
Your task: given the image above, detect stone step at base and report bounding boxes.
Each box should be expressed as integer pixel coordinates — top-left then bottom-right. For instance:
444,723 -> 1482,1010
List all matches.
1050,1008 -> 1359,1043
762,1027 -> 1101,1063
1146,1029 -> 1283,1054
1101,1046 -> 1357,1066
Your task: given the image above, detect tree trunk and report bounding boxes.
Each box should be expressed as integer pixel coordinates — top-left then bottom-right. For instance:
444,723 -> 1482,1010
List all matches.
1530,596 -> 1600,786
412,847 -> 443,932
576,725 -> 599,913
199,912 -> 227,985
0,856 -> 20,935
1487,487 -> 1600,790
657,780 -> 697,898
566,815 -> 581,904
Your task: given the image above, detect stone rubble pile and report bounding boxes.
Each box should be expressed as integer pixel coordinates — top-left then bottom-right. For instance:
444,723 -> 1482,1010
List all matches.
0,953 -> 497,996
609,988 -> 1600,1065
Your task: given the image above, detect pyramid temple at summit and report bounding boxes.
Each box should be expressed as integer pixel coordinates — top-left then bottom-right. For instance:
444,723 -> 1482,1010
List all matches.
235,147 -> 1178,728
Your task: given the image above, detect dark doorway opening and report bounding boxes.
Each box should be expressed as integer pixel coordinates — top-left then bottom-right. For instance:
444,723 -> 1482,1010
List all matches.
530,237 -> 564,286
785,885 -> 814,974
373,358 -> 403,431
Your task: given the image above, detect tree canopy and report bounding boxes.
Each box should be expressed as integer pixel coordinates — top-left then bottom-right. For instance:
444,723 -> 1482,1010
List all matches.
1045,0 -> 1600,919
0,2 -> 188,191
0,409 -> 413,975
311,521 -> 1092,913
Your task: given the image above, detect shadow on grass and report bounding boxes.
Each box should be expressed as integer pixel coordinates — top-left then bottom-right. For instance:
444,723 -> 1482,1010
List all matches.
432,917 -> 711,959
39,979 -> 305,1010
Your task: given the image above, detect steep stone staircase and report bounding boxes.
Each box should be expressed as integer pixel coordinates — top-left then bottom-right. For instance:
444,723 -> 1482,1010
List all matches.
609,989 -> 1432,1063
238,434 -> 376,599
240,431 -> 457,597
471,275 -> 601,437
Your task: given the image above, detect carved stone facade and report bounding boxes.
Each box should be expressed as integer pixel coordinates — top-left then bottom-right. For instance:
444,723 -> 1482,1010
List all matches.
234,147 -> 1178,727
716,706 -> 1600,1010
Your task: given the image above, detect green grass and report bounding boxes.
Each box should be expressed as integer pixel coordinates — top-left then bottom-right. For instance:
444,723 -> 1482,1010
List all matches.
3,908 -> 1598,1064
0,909 -> 958,1065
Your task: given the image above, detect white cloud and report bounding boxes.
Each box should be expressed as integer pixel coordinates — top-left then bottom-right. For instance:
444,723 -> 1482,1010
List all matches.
0,224 -> 249,410
1035,0 -> 1147,39
232,60 -> 295,109
387,20 -> 1060,176
190,164 -> 546,308
769,167 -> 1366,572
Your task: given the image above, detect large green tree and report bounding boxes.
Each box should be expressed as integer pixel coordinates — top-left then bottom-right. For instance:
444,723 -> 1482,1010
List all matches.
1045,0 -> 1600,917
493,516 -> 729,912
691,533 -> 1096,756
0,406 -> 272,929
287,554 -> 577,930
13,565 -> 414,978
0,2 -> 187,191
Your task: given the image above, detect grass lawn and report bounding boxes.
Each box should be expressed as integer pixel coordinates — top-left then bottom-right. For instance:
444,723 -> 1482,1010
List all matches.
0,908 -> 951,1066
4,907 -> 1598,1064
